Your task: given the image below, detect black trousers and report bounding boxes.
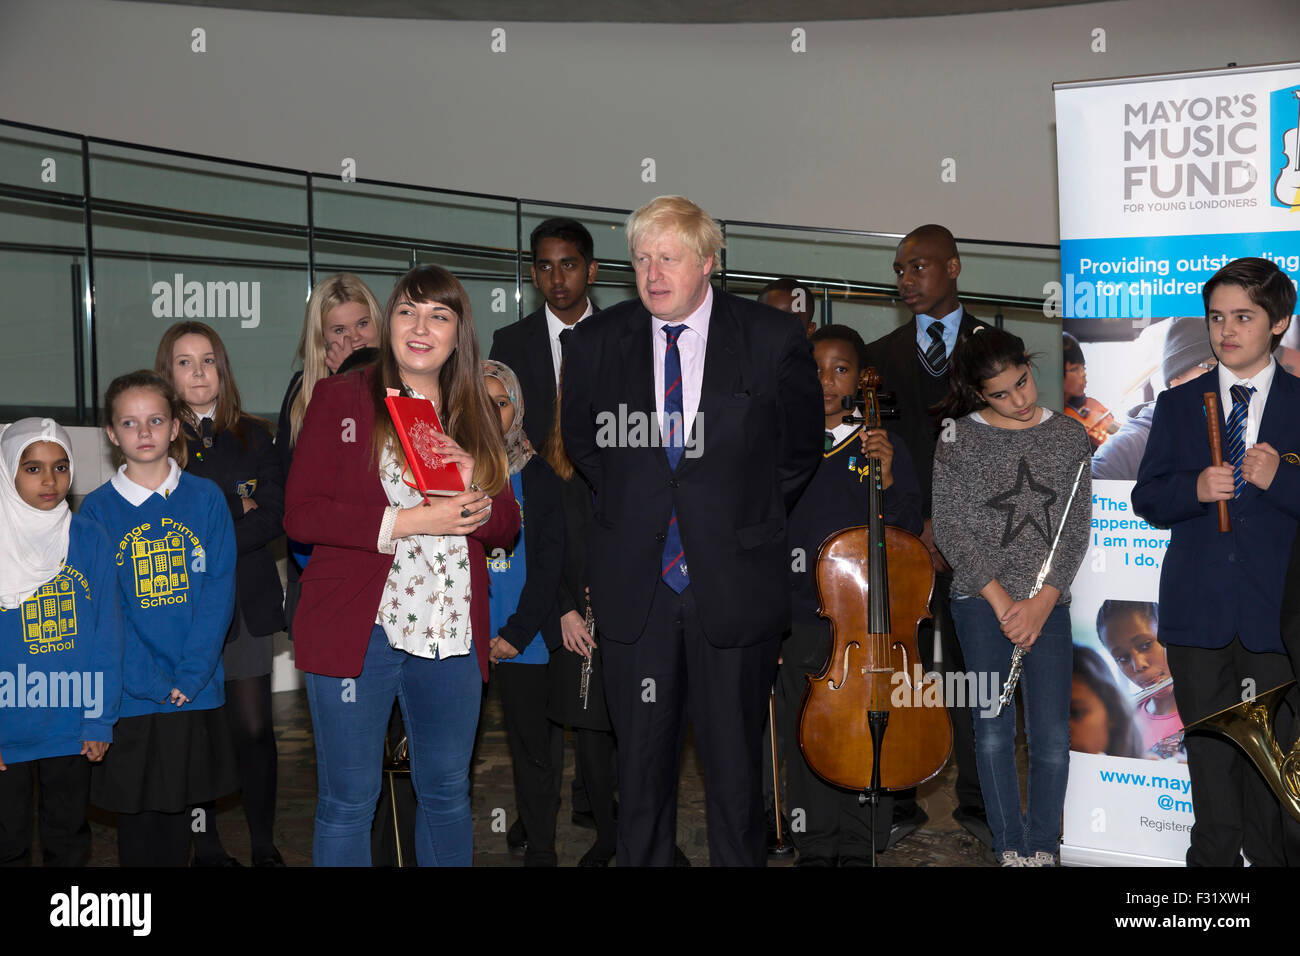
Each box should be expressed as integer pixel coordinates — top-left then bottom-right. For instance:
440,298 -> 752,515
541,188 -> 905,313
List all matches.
0,754 -> 92,866
896,571 -> 983,813
1166,638 -> 1300,866
568,727 -> 617,855
779,620 -> 893,861
497,661 -> 560,866
602,581 -> 780,866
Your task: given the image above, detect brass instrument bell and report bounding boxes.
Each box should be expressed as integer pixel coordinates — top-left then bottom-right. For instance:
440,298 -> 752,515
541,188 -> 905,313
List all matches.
1184,680 -> 1300,824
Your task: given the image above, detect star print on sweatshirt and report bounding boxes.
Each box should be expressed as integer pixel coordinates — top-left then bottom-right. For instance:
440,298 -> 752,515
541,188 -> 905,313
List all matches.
932,412 -> 1091,604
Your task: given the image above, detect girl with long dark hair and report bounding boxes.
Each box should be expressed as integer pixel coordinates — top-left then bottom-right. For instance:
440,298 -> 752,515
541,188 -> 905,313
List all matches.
931,327 -> 1091,867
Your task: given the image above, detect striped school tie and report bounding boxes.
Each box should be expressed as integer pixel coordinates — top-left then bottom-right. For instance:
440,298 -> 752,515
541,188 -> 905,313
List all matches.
660,324 -> 690,592
1224,383 -> 1255,498
923,322 -> 947,375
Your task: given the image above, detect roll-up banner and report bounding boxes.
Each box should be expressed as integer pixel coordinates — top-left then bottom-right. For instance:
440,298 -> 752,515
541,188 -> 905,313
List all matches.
1054,61 -> 1300,867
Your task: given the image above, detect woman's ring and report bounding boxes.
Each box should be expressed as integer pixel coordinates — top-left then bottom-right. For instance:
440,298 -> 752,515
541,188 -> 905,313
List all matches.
460,507 -> 472,518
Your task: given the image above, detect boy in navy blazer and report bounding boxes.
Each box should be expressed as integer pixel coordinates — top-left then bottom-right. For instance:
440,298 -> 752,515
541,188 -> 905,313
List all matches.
1133,257 -> 1300,866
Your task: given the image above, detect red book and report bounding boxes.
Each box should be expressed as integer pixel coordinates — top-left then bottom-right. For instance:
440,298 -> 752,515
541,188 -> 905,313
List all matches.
384,394 -> 466,497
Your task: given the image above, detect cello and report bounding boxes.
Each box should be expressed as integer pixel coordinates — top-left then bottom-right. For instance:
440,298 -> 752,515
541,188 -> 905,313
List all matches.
797,368 -> 952,850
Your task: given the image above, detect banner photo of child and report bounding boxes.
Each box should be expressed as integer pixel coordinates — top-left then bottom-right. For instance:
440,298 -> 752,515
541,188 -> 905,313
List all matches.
1069,644 -> 1142,759
1094,601 -> 1185,762
1068,595 -> 1185,762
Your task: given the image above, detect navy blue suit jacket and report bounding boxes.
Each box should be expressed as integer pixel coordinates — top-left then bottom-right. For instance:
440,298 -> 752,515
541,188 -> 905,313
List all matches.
560,289 -> 823,648
1132,362 -> 1300,654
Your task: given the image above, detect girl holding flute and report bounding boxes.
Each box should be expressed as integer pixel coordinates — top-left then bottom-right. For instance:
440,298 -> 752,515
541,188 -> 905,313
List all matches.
931,327 -> 1091,867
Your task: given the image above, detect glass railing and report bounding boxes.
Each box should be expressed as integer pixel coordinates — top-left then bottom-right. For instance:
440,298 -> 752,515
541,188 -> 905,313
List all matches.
1,117 -> 1064,426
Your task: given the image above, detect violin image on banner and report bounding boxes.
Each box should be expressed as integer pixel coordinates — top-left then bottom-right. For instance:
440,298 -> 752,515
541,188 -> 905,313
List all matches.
1063,397 -> 1117,450
1275,89 -> 1300,208
797,368 -> 951,862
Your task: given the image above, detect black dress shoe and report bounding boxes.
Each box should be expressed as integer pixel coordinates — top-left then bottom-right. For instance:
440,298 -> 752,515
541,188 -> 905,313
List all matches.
887,804 -> 929,849
192,854 -> 242,867
794,854 -> 836,867
673,845 -> 691,867
507,817 -> 527,857
952,805 -> 994,849
572,801 -> 618,830
578,844 -> 615,867
253,847 -> 286,867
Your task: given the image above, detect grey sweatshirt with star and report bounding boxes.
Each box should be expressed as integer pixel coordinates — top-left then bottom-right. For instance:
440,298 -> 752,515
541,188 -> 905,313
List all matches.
932,411 -> 1092,605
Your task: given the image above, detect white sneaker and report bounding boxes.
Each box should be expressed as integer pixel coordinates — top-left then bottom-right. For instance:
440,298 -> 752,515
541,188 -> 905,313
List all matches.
1022,851 -> 1056,867
999,850 -> 1027,866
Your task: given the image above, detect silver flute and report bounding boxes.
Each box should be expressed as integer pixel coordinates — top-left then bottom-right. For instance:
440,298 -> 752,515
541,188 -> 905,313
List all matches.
579,602 -> 595,710
1132,676 -> 1174,705
994,458 -> 1089,717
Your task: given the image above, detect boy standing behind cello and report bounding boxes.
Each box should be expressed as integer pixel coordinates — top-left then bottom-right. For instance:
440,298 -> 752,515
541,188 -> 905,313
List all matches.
780,325 -> 922,866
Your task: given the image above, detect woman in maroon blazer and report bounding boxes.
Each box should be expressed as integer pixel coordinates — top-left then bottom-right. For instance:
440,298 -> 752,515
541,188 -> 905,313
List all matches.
285,265 -> 520,867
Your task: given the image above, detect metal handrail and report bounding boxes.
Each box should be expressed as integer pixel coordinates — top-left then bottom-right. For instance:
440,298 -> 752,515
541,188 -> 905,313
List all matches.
0,115 -> 1060,426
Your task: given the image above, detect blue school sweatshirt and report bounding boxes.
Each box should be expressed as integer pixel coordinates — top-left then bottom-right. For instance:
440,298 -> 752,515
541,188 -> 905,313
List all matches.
0,514 -> 124,764
80,472 -> 235,717
489,470 -> 548,665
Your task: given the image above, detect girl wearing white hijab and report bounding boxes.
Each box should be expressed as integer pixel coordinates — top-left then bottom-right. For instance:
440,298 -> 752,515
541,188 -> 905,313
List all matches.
0,418 -> 123,866
482,360 -> 567,866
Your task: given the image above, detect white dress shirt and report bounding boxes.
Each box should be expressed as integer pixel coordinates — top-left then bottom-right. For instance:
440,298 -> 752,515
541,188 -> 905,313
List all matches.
1218,357 -> 1276,451
545,299 -> 594,387
828,421 -> 860,447
652,285 -> 713,443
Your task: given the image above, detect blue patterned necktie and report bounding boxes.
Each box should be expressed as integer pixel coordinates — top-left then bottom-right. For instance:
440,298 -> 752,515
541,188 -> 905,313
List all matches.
1225,383 -> 1255,498
923,322 -> 947,374
660,324 -> 689,592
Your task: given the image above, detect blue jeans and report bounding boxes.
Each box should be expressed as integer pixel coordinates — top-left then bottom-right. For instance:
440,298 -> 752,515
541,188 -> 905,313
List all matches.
304,626 -> 481,866
950,596 -> 1072,857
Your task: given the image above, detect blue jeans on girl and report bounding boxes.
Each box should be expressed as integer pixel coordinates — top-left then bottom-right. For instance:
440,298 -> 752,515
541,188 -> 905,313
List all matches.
304,626 -> 481,866
950,596 -> 1072,858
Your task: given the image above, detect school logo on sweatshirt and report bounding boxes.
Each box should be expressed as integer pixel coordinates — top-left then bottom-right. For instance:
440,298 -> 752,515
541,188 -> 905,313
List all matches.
130,533 -> 190,606
19,566 -> 91,655
112,519 -> 205,609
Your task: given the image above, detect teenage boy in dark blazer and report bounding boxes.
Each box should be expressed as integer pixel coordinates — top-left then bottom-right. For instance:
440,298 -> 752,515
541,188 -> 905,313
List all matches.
490,217 -> 602,845
491,218 -> 599,449
562,196 -> 823,866
1133,257 -> 1300,867
861,224 -> 992,847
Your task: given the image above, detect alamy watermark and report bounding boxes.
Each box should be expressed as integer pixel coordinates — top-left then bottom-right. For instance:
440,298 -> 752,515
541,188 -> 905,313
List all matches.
0,666 -> 104,719
151,273 -> 261,328
1042,272 -> 1154,324
595,405 -> 704,459
890,665 -> 1004,718
50,886 -> 151,936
